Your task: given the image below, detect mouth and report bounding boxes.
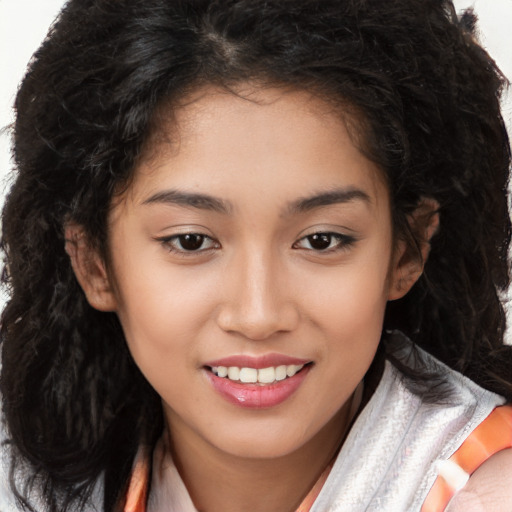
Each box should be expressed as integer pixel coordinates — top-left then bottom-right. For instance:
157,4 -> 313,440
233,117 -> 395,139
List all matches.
204,360 -> 313,408
208,363 -> 309,385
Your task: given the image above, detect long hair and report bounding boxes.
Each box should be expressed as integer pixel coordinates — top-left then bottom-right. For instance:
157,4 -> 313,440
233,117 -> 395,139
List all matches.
1,0 -> 511,510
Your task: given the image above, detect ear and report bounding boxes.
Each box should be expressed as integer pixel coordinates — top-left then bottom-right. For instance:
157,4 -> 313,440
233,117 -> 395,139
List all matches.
388,198 -> 439,300
64,222 -> 117,312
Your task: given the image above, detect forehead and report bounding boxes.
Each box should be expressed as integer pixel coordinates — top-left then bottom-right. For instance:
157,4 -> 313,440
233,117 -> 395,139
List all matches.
123,85 -> 388,211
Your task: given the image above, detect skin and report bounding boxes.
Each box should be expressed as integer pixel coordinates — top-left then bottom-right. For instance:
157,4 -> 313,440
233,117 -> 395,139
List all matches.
447,448 -> 512,512
67,86 -> 429,512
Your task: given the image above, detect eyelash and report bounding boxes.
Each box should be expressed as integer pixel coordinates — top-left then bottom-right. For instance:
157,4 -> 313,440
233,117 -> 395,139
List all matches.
157,231 -> 356,255
292,232 -> 356,253
156,234 -> 220,255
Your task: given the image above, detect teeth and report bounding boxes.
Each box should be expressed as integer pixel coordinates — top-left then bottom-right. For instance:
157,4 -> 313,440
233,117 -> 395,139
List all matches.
227,367 -> 240,381
286,365 -> 298,377
258,367 -> 275,383
276,365 -> 287,381
239,367 -> 258,383
217,366 -> 228,378
211,364 -> 304,384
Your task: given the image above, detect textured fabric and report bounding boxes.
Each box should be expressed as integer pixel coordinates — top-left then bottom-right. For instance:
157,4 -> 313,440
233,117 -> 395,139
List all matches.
124,333 -> 507,512
308,335 -> 505,511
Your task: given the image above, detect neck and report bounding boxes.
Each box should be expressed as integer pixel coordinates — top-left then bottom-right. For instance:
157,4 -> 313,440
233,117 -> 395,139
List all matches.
162,383 -> 363,512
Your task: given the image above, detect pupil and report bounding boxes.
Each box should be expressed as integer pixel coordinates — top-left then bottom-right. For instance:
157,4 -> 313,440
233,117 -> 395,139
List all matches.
180,234 -> 204,251
309,233 -> 331,250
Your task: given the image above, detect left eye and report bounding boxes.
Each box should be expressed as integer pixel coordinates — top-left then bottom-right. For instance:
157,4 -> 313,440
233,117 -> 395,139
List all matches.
163,234 -> 218,252
294,232 -> 353,251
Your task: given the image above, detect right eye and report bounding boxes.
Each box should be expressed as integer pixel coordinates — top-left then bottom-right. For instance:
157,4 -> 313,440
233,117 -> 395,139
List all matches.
157,233 -> 219,253
293,232 -> 356,252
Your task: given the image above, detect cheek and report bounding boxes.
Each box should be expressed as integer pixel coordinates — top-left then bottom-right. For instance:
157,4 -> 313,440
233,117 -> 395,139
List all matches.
301,257 -> 391,331
111,251 -> 220,369
296,248 -> 391,378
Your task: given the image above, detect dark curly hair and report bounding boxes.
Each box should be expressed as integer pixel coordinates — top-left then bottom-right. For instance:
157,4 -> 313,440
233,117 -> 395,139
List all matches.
1,0 -> 511,510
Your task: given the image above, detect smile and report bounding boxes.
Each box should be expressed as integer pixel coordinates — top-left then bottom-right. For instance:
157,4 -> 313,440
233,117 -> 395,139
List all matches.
210,364 -> 305,384
205,359 -> 312,408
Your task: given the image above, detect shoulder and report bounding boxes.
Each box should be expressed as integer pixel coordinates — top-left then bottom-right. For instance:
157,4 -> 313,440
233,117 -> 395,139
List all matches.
447,448 -> 512,512
385,333 -> 512,510
425,404 -> 512,512
385,331 -> 505,409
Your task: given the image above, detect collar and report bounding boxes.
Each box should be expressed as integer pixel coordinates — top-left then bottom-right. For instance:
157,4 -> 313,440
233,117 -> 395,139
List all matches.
123,442 -> 333,512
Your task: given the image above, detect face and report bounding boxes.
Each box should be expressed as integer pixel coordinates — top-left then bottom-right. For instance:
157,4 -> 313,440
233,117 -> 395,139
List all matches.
73,86 -> 416,461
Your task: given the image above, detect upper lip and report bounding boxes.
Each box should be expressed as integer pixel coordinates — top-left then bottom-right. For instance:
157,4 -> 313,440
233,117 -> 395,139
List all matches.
204,353 -> 311,369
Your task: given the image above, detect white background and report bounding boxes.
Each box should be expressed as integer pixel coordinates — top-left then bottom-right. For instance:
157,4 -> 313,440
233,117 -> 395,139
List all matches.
0,0 -> 511,509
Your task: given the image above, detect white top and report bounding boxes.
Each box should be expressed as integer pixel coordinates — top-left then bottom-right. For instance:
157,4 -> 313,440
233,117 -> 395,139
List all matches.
149,334 -> 505,512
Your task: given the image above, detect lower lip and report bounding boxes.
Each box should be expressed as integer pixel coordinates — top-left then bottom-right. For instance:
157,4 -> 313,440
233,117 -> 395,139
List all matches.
205,365 -> 311,409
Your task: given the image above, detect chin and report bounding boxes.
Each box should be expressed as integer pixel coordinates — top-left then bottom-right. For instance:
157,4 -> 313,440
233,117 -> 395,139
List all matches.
219,437 -> 303,460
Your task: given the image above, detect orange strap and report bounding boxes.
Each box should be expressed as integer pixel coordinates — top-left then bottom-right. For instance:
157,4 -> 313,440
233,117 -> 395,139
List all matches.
421,405 -> 512,512
124,446 -> 150,512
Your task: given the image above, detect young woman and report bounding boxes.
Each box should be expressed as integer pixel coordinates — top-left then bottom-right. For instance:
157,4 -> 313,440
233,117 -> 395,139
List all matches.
1,1 -> 511,511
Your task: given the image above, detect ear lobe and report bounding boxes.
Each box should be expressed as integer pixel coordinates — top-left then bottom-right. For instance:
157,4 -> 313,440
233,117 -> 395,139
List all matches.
388,198 -> 440,301
64,223 -> 117,312
388,241 -> 424,300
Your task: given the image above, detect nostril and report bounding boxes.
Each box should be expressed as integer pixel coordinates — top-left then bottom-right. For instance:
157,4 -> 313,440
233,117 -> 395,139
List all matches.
216,302 -> 300,340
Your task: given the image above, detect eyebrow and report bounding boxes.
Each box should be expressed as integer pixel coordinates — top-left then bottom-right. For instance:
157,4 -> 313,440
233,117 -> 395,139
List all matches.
288,188 -> 372,213
142,187 -> 371,215
142,190 -> 232,214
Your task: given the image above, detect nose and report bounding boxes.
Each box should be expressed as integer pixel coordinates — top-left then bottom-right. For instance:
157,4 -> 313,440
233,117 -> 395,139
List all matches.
216,250 -> 300,340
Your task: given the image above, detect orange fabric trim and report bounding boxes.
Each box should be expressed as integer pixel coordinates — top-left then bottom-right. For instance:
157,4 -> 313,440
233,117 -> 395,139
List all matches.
451,405 -> 512,474
124,447 -> 150,512
421,405 -> 512,512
